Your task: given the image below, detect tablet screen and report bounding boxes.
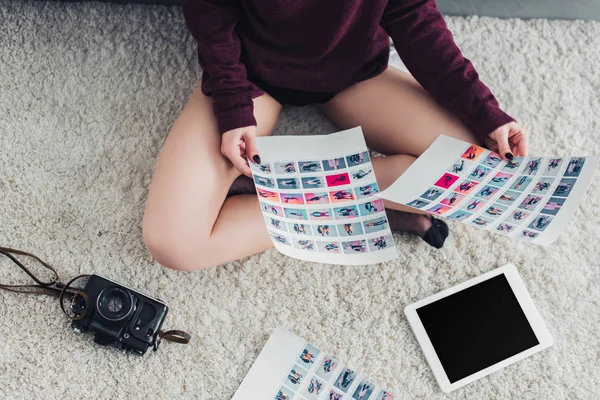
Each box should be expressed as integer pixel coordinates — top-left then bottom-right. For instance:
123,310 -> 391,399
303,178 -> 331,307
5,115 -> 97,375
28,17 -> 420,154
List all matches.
416,273 -> 540,383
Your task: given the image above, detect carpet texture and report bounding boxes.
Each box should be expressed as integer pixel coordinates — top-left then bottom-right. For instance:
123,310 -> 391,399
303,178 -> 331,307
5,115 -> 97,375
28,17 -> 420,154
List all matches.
1,1 -> 599,399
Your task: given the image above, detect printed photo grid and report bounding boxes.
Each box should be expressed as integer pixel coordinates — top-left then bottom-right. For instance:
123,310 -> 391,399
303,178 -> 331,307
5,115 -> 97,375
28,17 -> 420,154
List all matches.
251,151 -> 395,257
273,342 -> 395,400
403,143 -> 589,242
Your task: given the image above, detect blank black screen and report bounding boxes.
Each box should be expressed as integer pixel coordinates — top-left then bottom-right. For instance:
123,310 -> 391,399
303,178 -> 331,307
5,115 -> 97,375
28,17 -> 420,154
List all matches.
416,274 -> 539,383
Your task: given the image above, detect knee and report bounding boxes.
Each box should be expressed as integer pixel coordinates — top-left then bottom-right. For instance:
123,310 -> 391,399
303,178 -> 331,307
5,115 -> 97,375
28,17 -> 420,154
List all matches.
142,215 -> 217,272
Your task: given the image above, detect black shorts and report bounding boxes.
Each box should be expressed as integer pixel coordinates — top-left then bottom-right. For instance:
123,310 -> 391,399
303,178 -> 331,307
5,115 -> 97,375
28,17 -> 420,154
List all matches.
248,74 -> 337,106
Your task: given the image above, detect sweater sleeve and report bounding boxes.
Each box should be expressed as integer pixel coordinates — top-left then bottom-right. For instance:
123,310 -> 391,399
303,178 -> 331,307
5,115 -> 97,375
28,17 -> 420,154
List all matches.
182,0 -> 258,134
380,0 -> 515,143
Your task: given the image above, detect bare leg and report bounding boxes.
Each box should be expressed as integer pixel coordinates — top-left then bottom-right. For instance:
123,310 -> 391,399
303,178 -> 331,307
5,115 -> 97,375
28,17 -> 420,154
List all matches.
319,66 -> 478,159
319,66 -> 479,245
142,84 -> 281,271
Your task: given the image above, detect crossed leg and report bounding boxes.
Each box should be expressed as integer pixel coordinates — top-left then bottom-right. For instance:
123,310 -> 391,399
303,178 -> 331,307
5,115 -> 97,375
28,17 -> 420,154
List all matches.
142,83 -> 282,271
318,66 -> 478,207
143,67 -> 479,271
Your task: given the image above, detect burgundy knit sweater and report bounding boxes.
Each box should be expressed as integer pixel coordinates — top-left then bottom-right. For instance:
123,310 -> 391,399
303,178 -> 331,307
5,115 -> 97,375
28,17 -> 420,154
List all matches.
182,0 -> 515,142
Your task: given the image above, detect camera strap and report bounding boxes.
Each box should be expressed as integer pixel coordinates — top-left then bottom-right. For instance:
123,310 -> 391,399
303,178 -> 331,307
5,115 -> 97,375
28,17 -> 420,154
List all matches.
0,246 -> 190,350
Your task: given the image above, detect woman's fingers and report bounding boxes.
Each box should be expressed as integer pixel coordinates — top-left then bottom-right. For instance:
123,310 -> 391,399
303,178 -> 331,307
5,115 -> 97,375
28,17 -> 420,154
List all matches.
243,131 -> 261,165
224,143 -> 252,177
221,127 -> 254,177
493,128 -> 514,160
517,130 -> 529,157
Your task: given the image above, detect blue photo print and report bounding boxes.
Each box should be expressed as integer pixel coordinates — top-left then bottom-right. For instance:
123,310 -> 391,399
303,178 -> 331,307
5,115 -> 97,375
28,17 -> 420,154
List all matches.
253,175 -> 275,188
541,197 -> 566,216
482,153 -> 502,168
553,177 -> 577,197
293,239 -> 316,251
250,161 -> 272,174
337,222 -> 364,237
358,199 -> 384,216
544,158 -> 563,176
471,217 -> 493,227
298,160 -> 323,173
317,241 -> 341,254
302,176 -> 326,189
354,183 -> 379,199
375,390 -> 395,400
269,233 -> 291,246
447,210 -> 472,221
315,224 -> 338,237
334,368 -> 357,393
509,175 -> 533,192
299,343 -> 320,365
484,203 -> 508,218
475,185 -> 499,200
531,177 -> 554,195
469,165 -> 492,181
265,216 -> 287,232
346,151 -> 371,167
420,187 -> 444,201
407,199 -> 431,209
305,377 -> 325,399
447,158 -> 470,175
507,210 -> 530,224
501,157 -> 523,172
565,157 -> 585,177
352,379 -> 375,400
363,216 -> 389,233
496,222 -> 516,234
496,190 -> 521,206
309,208 -> 334,220
286,364 -> 308,386
274,161 -> 297,174
274,386 -> 294,400
316,356 -> 339,382
261,201 -> 283,216
288,222 -> 312,236
342,240 -> 367,254
525,157 -> 542,175
351,168 -> 373,181
333,205 -> 359,219
369,234 -> 394,251
323,157 -> 347,171
520,230 -> 539,241
528,214 -> 553,231
277,177 -> 300,190
518,195 -> 543,211
489,172 -> 513,187
284,208 -> 309,220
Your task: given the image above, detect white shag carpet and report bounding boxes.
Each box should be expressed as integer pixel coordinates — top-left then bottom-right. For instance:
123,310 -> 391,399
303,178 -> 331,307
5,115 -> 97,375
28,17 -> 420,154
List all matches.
1,1 -> 599,399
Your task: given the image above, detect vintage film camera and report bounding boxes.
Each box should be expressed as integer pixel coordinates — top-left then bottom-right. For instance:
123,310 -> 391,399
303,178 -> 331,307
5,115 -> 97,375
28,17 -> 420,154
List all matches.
70,274 -> 169,355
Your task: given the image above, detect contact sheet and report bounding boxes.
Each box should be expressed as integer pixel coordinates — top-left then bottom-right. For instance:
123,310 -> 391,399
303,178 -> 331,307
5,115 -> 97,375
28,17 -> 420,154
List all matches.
232,328 -> 395,400
251,128 -> 597,263
379,135 -> 599,245
251,127 -> 397,265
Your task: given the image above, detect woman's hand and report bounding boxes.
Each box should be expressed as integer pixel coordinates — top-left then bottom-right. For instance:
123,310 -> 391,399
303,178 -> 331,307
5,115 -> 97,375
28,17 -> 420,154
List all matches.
484,122 -> 529,160
221,126 -> 261,177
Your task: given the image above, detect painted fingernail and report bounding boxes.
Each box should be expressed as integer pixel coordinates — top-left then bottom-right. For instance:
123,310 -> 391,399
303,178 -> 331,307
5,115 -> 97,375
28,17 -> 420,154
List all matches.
505,153 -> 514,160
253,155 -> 261,164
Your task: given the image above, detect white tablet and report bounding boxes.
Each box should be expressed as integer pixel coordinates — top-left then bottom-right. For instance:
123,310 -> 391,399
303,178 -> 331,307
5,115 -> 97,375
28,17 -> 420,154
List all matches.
404,263 -> 553,393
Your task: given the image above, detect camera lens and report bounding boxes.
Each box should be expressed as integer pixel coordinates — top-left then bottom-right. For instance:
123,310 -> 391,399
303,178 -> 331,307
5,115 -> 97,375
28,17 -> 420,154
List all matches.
97,287 -> 135,323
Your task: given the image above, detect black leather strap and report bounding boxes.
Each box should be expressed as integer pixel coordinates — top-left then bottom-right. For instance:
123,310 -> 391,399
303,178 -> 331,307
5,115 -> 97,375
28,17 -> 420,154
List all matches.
153,330 -> 192,351
1,246 -> 190,351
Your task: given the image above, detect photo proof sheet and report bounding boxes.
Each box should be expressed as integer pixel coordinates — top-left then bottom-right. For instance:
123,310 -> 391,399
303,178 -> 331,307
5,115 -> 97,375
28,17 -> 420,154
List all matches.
232,328 -> 395,400
251,127 -> 397,265
379,135 -> 598,245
